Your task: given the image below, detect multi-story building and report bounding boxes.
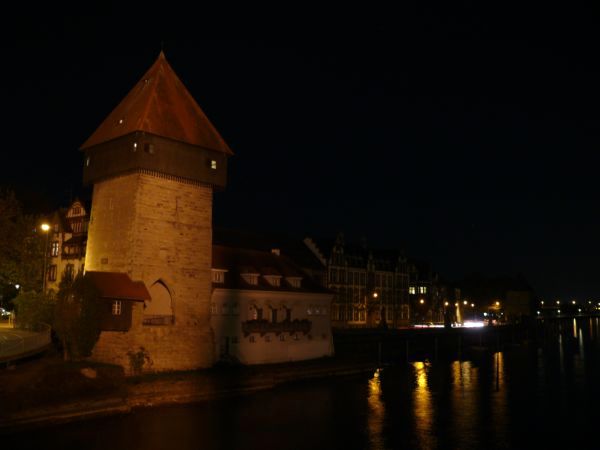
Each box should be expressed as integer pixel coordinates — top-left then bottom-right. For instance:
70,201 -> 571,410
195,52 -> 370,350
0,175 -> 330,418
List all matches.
304,233 -> 411,328
45,199 -> 89,293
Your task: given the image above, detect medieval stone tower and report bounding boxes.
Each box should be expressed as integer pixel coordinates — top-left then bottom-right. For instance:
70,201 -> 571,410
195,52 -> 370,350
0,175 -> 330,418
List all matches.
81,52 -> 232,371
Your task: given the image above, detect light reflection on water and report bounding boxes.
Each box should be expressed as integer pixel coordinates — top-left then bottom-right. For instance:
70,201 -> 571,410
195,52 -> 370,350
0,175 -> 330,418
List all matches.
412,361 -> 434,450
367,369 -> 388,450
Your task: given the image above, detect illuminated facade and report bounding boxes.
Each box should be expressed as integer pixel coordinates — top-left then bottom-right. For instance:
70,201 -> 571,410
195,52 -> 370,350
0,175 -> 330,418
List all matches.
304,233 -> 411,328
45,199 -> 88,292
210,245 -> 333,364
81,52 -> 233,373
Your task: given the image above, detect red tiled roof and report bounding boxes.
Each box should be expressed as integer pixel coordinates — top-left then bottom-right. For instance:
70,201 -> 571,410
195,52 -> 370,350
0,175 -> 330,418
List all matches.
81,52 -> 233,155
212,245 -> 329,293
85,271 -> 150,302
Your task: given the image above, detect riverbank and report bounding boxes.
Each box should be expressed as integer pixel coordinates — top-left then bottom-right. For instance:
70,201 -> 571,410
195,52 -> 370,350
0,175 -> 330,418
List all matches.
0,352 -> 377,434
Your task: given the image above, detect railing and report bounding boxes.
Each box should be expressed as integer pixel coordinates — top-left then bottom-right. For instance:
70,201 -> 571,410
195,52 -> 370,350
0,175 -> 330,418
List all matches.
242,319 -> 312,337
142,315 -> 175,326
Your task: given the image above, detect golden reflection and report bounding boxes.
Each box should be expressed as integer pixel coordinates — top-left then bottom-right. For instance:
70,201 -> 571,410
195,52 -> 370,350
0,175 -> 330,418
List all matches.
412,361 -> 434,449
367,369 -> 388,450
450,360 -> 480,447
573,318 -> 577,338
490,352 -> 507,443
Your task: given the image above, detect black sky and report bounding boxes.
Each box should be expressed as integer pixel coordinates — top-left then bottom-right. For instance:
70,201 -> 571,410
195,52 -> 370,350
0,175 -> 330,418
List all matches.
2,8 -> 600,300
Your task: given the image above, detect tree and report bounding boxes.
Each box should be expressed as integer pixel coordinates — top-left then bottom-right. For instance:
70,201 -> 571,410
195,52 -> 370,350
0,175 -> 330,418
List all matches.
12,290 -> 54,330
54,269 -> 101,360
0,189 -> 47,301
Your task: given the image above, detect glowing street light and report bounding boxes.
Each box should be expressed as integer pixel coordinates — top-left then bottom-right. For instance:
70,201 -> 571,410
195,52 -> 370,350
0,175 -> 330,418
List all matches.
372,292 -> 378,299
556,300 -> 560,305
463,300 -> 468,305
571,300 -> 576,305
444,301 -> 449,306
40,223 -> 50,293
419,299 -> 425,304
495,301 -> 500,307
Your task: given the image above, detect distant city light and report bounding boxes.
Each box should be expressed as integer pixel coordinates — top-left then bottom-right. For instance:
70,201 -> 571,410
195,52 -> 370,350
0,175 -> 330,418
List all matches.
537,311 -> 540,315
495,301 -> 500,306
40,223 -> 50,232
572,300 -> 576,305
556,300 -> 560,305
463,320 -> 485,328
558,309 -> 561,314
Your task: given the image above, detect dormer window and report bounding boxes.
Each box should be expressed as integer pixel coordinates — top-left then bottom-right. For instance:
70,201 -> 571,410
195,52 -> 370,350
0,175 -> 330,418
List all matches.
286,277 -> 302,288
211,160 -> 217,170
211,269 -> 227,283
264,275 -> 282,287
241,274 -> 259,285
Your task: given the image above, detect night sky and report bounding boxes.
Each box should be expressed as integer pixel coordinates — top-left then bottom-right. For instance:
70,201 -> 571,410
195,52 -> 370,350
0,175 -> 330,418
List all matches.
2,8 -> 600,301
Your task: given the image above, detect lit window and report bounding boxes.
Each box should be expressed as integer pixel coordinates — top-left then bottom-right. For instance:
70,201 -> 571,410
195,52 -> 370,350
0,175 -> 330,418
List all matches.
210,303 -> 217,314
287,277 -> 302,288
133,142 -> 138,151
48,265 -> 57,281
409,286 -> 416,295
86,157 -> 90,167
51,242 -> 59,257
418,286 -> 427,294
112,301 -> 122,315
279,334 -> 285,341
211,160 -> 217,170
144,143 -> 155,154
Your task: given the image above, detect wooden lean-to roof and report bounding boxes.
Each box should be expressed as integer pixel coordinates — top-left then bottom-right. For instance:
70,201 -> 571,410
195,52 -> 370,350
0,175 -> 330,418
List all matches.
81,51 -> 233,155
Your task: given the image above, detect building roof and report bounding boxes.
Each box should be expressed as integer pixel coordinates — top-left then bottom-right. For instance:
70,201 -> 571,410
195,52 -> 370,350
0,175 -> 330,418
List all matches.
81,52 -> 233,155
85,271 -> 150,302
213,228 -> 324,271
212,245 -> 330,294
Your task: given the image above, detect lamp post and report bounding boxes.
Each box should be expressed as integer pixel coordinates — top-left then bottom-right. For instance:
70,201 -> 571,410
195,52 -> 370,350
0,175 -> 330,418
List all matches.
40,223 -> 50,294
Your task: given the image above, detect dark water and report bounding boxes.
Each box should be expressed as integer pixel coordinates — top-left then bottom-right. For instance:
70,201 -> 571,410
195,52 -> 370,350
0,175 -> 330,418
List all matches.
6,318 -> 600,450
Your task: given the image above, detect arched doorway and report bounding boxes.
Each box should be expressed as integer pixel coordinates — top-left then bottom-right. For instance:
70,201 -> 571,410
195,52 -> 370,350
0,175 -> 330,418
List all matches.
143,280 -> 174,325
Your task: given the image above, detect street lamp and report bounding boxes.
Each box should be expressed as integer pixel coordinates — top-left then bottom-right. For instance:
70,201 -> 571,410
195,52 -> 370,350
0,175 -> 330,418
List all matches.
40,223 -> 50,293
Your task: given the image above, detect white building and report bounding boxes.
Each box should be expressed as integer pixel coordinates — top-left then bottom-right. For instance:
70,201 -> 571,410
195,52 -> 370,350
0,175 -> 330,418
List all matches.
211,245 -> 334,365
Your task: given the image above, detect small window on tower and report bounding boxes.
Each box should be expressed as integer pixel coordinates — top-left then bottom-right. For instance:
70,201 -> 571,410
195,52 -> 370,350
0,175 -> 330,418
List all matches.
86,157 -> 90,167
144,143 -> 155,154
112,301 -> 122,315
211,160 -> 217,170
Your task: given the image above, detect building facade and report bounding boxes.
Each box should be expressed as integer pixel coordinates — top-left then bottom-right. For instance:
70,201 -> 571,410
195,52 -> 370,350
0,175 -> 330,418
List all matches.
45,199 -> 89,293
210,245 -> 333,364
304,234 -> 411,328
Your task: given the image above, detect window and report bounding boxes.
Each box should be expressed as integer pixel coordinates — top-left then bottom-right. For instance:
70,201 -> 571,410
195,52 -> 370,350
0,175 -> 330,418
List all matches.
53,224 -> 59,233
65,264 -> 74,279
293,333 -> 300,341
72,207 -> 81,215
241,274 -> 259,285
287,277 -> 301,288
279,334 -> 285,341
249,335 -> 256,343
271,308 -> 278,323
418,286 -> 427,294
265,335 -> 271,342
210,303 -> 217,314
112,301 -> 122,315
48,265 -> 57,281
144,143 -> 155,154
51,242 -> 59,257
211,160 -> 217,170
212,270 -> 226,283
86,156 -> 90,167
409,286 -> 416,295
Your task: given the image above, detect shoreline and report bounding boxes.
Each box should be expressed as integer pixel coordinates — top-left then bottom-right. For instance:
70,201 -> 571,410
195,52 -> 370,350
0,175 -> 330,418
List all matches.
0,357 -> 377,434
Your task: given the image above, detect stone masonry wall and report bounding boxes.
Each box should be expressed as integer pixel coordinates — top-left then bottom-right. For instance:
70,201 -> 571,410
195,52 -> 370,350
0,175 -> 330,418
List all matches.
88,171 -> 215,373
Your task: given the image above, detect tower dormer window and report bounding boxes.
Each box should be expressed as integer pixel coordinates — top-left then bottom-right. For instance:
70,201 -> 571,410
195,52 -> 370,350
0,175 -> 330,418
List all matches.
144,143 -> 155,154
211,160 -> 217,170
86,156 -> 90,167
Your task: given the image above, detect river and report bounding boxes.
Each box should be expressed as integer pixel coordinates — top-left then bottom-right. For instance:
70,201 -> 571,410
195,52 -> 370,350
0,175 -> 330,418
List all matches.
5,318 -> 600,449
